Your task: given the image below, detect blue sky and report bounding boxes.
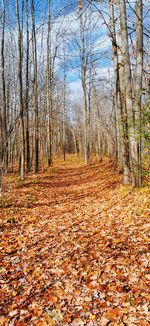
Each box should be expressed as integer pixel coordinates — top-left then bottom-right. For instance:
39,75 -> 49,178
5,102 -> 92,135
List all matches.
4,0 -> 149,101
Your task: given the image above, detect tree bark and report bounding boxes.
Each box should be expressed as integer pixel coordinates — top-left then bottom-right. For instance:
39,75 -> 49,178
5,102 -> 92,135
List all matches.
119,0 -> 138,185
16,0 -> 25,180
134,0 -> 143,186
110,0 -> 130,183
25,0 -> 30,172
46,0 -> 52,167
31,0 -> 39,173
79,7 -> 90,164
62,41 -> 67,161
1,0 -> 8,178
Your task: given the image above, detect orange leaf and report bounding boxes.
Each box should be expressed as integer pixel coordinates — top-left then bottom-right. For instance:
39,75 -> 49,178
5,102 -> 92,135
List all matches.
106,308 -> 121,320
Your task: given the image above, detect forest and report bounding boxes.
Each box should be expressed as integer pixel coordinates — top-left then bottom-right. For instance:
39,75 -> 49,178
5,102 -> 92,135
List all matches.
0,0 -> 150,325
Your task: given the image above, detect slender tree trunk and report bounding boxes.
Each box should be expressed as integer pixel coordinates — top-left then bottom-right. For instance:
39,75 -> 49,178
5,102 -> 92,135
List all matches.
16,0 -> 25,180
134,0 -> 143,186
109,0 -> 120,163
31,0 -> 39,173
25,0 -> 30,172
88,7 -> 92,159
1,0 -> 8,184
46,0 -> 52,167
79,7 -> 89,164
63,41 -> 67,161
71,128 -> 78,155
118,12 -> 131,184
112,92 -> 118,160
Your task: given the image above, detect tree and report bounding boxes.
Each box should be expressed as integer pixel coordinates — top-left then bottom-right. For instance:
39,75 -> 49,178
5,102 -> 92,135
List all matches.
25,0 -> 30,172
109,0 -> 131,184
62,40 -> 67,161
79,1 -> 90,164
0,0 -> 7,192
118,0 -> 144,186
46,0 -> 53,167
16,0 -> 25,180
31,0 -> 39,173
134,0 -> 143,186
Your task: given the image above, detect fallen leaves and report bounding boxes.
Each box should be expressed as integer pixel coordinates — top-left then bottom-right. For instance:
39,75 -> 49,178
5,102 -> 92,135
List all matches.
0,157 -> 150,325
106,307 -> 121,320
100,316 -> 110,325
88,313 -> 96,320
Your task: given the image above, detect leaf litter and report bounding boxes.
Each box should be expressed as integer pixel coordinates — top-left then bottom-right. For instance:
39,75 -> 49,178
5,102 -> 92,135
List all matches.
0,157 -> 150,325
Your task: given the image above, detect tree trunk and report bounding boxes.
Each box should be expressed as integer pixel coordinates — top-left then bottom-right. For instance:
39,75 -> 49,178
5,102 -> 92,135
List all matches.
46,0 -> 52,167
63,41 -> 67,161
1,0 -> 8,185
134,0 -> 143,186
110,0 -> 130,183
25,0 -> 30,172
119,0 -> 139,186
79,8 -> 90,164
16,0 -> 25,180
31,0 -> 39,174
109,1 -> 120,163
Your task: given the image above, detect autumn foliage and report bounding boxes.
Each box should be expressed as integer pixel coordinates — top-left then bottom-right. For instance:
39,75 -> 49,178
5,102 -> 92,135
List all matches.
0,157 -> 149,325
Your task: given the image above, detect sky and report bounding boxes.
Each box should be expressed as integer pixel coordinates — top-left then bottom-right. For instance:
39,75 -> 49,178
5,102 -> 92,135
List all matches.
48,0 -> 113,98
4,0 -> 150,101
17,0 -> 112,100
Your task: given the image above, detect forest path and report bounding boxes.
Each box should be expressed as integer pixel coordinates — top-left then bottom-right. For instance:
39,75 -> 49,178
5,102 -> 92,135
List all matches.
0,157 -> 149,325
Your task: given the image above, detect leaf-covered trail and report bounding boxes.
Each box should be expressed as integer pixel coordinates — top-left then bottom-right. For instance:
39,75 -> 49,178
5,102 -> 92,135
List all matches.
0,157 -> 150,325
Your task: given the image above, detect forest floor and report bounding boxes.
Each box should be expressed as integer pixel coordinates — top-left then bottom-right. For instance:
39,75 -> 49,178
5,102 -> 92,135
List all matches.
0,156 -> 150,326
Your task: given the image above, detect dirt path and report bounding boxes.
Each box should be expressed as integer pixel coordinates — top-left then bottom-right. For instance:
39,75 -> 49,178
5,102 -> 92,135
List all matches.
0,158 -> 149,325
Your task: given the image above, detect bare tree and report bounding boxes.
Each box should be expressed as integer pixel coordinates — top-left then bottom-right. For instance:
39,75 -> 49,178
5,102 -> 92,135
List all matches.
0,0 -> 7,192
31,0 -> 39,173
109,0 -> 131,184
134,0 -> 143,186
46,0 -> 52,167
16,0 -> 25,180
79,1 -> 90,164
25,0 -> 30,172
118,0 -> 138,185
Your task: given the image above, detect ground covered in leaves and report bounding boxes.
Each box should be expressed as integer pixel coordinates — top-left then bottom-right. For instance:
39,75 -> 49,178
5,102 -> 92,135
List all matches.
0,156 -> 150,326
